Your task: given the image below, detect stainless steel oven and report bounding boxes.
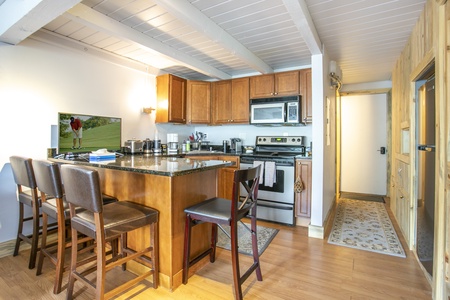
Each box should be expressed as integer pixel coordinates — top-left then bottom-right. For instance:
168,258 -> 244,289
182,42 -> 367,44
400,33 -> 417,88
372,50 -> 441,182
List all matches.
239,136 -> 305,226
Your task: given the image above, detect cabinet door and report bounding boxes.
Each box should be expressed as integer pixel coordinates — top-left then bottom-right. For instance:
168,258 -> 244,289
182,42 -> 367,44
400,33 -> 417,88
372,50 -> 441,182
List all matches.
231,77 -> 250,124
169,75 -> 187,123
300,69 -> 312,123
295,159 -> 312,217
189,155 -> 239,199
249,74 -> 275,98
275,71 -> 299,96
187,81 -> 211,124
212,80 -> 232,124
156,74 -> 186,123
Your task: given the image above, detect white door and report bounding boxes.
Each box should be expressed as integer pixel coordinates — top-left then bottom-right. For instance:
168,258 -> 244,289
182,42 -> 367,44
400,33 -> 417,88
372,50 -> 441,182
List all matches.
341,94 -> 387,195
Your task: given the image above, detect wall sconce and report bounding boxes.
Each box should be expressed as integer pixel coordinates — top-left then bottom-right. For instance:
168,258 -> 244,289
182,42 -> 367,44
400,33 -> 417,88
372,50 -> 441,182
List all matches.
142,107 -> 155,114
329,60 -> 342,90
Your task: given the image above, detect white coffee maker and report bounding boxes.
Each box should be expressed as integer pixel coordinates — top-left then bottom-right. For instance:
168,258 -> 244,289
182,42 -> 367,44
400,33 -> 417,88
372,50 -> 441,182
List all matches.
167,133 -> 179,154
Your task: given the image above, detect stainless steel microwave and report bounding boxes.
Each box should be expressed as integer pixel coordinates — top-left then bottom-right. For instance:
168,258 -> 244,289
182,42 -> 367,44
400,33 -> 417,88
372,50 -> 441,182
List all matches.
250,96 -> 302,125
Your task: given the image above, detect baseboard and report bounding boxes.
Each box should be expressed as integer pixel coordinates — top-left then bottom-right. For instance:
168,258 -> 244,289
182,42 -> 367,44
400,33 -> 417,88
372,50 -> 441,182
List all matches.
307,194 -> 338,239
308,224 -> 324,239
295,216 -> 310,227
0,239 -> 23,258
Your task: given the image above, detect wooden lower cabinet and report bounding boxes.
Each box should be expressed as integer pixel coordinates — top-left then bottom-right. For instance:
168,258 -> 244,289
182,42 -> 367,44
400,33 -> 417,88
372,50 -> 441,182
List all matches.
188,155 -> 239,198
294,159 -> 312,217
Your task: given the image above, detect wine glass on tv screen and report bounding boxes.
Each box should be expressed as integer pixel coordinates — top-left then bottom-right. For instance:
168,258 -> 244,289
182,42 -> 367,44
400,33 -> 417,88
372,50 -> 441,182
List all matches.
58,112 -> 122,154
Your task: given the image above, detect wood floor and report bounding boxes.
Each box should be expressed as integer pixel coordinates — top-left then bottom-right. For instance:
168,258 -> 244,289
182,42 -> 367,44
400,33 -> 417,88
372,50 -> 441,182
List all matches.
0,202 -> 432,299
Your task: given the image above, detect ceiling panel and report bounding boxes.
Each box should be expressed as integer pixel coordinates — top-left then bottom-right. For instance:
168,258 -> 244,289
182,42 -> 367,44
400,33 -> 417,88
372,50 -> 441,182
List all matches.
1,0 -> 427,84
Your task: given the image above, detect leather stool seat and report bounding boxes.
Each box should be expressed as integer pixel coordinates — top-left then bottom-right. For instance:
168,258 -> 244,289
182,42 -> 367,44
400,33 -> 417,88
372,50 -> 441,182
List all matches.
70,201 -> 158,238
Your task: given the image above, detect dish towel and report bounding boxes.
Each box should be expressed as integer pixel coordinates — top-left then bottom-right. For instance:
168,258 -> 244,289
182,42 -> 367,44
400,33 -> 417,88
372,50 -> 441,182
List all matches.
264,161 -> 276,187
253,161 -> 264,185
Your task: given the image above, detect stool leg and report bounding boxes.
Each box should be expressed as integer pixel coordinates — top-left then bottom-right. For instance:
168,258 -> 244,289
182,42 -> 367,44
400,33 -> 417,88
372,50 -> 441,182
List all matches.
210,223 -> 217,263
250,214 -> 262,281
36,212 -> 48,276
54,211 -> 67,294
96,239 -> 107,300
182,215 -> 192,284
14,202 -> 24,256
28,200 -> 40,269
66,227 -> 78,300
121,233 -> 127,271
230,222 -> 243,300
150,222 -> 159,288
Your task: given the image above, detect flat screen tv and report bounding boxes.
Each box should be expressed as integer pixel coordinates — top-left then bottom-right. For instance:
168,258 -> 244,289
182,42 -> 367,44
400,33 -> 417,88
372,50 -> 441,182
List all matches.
58,112 -> 122,154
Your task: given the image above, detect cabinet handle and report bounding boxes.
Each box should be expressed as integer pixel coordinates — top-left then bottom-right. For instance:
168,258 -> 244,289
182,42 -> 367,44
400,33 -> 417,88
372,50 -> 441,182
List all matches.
294,175 -> 304,193
400,196 -> 404,199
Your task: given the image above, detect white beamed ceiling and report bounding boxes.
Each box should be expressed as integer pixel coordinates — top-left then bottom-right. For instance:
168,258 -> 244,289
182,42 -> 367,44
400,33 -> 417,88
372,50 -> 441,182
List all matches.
0,0 -> 426,84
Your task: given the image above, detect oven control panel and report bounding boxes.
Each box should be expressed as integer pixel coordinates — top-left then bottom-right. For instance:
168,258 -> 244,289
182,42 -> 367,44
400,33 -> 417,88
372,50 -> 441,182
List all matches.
256,136 -> 303,146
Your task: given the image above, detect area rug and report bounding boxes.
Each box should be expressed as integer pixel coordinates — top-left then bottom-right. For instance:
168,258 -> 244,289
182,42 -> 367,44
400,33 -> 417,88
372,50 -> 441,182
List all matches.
340,192 -> 385,203
328,198 -> 406,258
217,223 -> 278,256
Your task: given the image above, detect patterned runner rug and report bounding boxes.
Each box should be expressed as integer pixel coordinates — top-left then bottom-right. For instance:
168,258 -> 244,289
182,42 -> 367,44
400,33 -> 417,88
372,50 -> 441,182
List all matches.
328,198 -> 406,258
217,223 -> 278,256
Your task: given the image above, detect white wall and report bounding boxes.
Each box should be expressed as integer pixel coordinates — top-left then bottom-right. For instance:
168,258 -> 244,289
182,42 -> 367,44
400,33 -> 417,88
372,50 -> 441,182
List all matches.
0,38 -> 157,242
309,51 -> 337,238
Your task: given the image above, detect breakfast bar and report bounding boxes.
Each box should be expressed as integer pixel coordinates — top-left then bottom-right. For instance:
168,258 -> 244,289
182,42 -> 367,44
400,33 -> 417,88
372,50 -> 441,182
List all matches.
52,154 -> 232,291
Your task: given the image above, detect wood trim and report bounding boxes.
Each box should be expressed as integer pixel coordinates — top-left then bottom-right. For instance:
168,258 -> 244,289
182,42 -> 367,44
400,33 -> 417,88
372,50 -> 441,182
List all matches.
409,49 -> 435,82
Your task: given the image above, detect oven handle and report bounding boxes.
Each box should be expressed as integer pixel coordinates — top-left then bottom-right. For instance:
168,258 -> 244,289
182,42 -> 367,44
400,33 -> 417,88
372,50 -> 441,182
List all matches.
257,202 -> 293,211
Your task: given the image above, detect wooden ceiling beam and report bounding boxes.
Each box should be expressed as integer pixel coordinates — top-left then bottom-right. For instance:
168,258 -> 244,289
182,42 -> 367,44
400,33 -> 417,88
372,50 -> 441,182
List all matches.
282,0 -> 322,55
0,0 -> 80,45
65,3 -> 231,80
153,0 -> 274,75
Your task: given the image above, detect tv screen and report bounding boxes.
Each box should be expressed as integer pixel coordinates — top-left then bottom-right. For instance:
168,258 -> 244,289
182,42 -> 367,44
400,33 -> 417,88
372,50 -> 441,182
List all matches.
58,112 -> 122,154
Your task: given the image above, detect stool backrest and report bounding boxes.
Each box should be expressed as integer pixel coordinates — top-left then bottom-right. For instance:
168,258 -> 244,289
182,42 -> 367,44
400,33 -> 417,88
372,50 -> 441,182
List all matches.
32,160 -> 64,199
9,156 -> 37,189
232,165 -> 261,218
60,164 -> 103,213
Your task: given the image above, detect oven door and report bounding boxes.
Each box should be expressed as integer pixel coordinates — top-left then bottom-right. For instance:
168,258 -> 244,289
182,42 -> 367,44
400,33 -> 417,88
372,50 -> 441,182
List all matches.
240,162 -> 295,225
240,162 -> 294,205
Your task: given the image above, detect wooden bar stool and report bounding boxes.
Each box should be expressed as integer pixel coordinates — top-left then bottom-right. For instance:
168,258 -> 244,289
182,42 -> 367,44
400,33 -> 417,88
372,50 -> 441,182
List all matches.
183,165 -> 262,300
60,164 -> 159,300
32,159 -> 118,294
9,156 -> 57,269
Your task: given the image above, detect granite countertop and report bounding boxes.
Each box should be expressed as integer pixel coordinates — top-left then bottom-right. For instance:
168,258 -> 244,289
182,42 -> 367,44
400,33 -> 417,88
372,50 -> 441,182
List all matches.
50,154 -> 233,177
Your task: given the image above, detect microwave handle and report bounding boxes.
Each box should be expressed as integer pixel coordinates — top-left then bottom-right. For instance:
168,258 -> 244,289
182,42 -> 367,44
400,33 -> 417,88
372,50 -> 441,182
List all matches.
284,102 -> 287,122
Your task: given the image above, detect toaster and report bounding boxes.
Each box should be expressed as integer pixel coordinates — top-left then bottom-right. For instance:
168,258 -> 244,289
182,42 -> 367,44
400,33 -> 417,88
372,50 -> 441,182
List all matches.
123,139 -> 144,154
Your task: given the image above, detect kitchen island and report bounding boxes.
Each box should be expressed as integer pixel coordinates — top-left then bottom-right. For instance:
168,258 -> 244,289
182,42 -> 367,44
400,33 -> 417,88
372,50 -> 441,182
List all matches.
51,154 -> 233,291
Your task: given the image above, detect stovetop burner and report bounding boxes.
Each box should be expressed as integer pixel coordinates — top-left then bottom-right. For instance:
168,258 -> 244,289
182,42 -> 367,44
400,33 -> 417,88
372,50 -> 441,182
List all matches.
240,135 -> 306,166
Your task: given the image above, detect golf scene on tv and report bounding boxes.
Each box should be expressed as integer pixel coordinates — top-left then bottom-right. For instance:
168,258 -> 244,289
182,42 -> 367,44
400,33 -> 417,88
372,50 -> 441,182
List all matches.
58,112 -> 122,154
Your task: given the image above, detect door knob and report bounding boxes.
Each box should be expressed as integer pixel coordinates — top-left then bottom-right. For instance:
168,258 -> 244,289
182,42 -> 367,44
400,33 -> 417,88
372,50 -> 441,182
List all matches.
377,147 -> 386,154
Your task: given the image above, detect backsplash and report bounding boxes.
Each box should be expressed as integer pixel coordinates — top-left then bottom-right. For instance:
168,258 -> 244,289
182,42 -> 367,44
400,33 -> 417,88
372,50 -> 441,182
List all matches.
190,124 -> 312,147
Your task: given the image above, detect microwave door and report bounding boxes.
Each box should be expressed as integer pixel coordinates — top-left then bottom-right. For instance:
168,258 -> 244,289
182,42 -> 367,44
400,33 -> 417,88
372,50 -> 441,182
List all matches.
251,103 -> 285,124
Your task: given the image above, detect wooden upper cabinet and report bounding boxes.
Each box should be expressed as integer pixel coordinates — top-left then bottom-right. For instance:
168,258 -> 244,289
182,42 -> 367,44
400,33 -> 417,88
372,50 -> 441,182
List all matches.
156,74 -> 186,123
300,68 -> 312,123
212,80 -> 232,124
249,71 -> 299,98
231,77 -> 250,124
212,77 -> 249,125
187,80 -> 211,124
